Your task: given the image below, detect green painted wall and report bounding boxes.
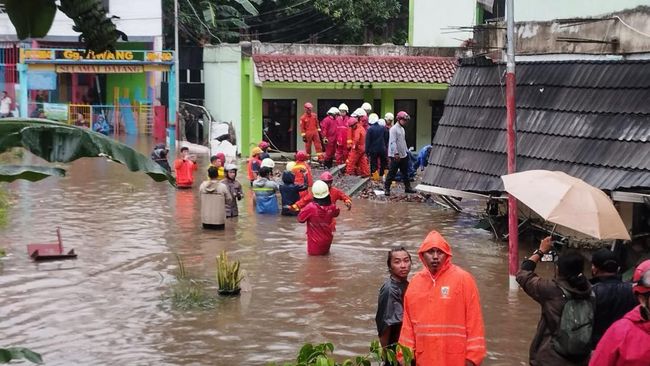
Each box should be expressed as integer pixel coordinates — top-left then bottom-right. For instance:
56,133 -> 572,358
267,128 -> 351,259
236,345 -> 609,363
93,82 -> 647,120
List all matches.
106,72 -> 146,104
241,57 -> 262,156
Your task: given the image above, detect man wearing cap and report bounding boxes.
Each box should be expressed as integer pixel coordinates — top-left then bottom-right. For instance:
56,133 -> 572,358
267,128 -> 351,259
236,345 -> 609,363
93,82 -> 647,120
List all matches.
398,230 -> 486,366
590,248 -> 638,347
590,259 -> 650,365
320,107 -> 339,168
299,102 -> 323,159
385,111 -> 416,196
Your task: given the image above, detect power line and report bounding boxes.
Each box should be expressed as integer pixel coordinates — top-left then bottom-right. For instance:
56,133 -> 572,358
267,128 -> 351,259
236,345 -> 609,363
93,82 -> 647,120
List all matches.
244,0 -> 312,19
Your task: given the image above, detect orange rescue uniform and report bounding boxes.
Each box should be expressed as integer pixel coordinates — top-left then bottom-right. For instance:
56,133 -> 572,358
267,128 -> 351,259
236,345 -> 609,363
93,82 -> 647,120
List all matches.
292,186 -> 350,232
399,231 -> 486,366
346,126 -> 370,177
174,158 -> 198,188
299,112 -> 323,157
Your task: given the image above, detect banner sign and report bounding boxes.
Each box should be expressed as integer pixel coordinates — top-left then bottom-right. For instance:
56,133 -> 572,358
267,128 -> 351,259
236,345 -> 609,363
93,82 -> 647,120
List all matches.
55,65 -> 145,73
23,48 -> 174,64
43,103 -> 68,121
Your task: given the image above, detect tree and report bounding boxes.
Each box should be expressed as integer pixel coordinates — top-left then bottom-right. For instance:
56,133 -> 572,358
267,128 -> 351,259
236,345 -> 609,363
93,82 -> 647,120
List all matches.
2,0 -> 127,53
162,0 -> 261,47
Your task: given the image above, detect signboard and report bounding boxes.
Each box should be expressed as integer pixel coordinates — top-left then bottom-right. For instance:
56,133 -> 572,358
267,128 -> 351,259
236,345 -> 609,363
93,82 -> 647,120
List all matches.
55,65 -> 144,73
23,48 -> 175,64
28,71 -> 57,90
43,103 -> 68,121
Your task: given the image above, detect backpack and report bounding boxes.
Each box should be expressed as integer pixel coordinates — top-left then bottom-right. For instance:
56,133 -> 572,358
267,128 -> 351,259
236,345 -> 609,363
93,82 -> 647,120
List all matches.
552,286 -> 595,358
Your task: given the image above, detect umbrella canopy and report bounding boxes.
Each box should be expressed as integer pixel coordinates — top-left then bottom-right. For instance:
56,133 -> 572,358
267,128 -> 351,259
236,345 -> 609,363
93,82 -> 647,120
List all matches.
501,170 -> 630,240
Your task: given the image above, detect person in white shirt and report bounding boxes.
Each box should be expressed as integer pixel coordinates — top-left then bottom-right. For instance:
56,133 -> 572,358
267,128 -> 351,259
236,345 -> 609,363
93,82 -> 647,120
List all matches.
384,111 -> 416,196
0,91 -> 12,118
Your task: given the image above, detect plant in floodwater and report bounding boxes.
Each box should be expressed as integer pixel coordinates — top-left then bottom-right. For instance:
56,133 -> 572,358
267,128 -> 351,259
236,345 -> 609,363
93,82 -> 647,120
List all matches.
216,250 -> 242,295
269,340 -> 413,366
162,254 -> 217,311
0,347 -> 43,364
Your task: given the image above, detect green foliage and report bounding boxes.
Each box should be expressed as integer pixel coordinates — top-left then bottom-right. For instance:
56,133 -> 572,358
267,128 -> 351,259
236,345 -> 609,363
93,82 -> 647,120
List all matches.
0,347 -> 43,364
270,340 -> 413,366
4,0 -> 56,39
0,247 -> 5,257
0,187 -> 9,228
4,0 -> 125,53
0,119 -> 174,185
162,254 -> 218,310
58,0 -> 128,53
216,250 -> 242,293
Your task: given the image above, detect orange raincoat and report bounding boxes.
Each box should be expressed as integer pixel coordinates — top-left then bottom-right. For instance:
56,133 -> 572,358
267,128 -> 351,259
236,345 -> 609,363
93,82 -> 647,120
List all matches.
399,231 -> 486,366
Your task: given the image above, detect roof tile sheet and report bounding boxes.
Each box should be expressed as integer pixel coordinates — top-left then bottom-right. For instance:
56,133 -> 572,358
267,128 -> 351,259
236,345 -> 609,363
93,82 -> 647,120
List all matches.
422,60 -> 650,192
252,55 -> 458,84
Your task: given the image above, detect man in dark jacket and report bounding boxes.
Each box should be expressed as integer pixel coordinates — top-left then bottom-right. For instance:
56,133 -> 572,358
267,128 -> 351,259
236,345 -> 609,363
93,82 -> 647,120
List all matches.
279,170 -> 307,216
366,117 -> 388,178
517,237 -> 592,366
590,248 -> 637,347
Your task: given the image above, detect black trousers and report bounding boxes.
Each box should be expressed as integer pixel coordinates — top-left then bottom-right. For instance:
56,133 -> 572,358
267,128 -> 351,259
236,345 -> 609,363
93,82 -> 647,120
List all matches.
385,157 -> 411,191
368,152 -> 388,176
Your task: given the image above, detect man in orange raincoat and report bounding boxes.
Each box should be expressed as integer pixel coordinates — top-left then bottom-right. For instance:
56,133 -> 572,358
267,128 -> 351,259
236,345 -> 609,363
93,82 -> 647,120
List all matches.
399,230 -> 486,366
292,150 -> 313,198
299,102 -> 323,159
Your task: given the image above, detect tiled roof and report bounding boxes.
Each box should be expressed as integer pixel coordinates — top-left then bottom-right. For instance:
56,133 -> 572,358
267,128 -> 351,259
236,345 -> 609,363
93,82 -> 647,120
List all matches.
252,54 -> 458,83
422,59 -> 650,193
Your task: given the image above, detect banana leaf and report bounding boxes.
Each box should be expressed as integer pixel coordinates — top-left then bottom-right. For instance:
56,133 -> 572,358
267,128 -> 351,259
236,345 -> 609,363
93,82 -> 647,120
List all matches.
0,119 -> 175,185
0,165 -> 66,182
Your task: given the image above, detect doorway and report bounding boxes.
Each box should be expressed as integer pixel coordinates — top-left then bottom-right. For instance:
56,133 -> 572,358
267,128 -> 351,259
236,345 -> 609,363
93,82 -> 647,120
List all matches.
263,99 -> 297,152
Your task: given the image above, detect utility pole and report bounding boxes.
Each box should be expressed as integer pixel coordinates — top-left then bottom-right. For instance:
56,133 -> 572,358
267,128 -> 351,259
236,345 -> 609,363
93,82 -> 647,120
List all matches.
506,0 -> 519,290
168,0 -> 180,151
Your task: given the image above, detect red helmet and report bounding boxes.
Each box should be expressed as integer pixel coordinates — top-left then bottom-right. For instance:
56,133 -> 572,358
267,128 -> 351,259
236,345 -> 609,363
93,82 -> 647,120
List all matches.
258,141 -> 270,150
396,111 -> 410,121
304,102 -> 313,109
295,150 -> 308,162
216,152 -> 225,163
633,260 -> 650,295
347,118 -> 358,127
320,172 -> 334,182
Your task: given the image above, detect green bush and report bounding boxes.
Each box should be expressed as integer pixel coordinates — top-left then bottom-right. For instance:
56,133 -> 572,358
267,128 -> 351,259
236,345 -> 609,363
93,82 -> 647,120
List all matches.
270,340 -> 413,366
161,254 -> 217,310
0,347 -> 42,364
216,250 -> 242,294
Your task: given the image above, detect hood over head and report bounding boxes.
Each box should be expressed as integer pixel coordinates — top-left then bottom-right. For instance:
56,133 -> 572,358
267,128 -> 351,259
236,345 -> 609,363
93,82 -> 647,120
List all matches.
282,171 -> 295,184
417,230 -> 453,271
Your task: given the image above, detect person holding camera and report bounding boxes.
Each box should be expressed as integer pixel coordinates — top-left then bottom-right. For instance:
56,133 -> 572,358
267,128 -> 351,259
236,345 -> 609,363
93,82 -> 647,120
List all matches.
174,146 -> 198,189
516,237 -> 593,366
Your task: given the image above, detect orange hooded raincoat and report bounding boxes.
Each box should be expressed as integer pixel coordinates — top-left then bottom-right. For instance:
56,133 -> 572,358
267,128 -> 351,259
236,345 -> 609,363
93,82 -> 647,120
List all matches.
399,231 -> 486,366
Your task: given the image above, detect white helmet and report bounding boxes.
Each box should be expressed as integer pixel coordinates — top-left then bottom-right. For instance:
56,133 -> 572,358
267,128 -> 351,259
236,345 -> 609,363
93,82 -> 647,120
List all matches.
384,112 -> 394,121
312,180 -> 330,199
352,108 -> 366,118
361,102 -> 372,112
261,158 -> 275,168
338,103 -> 349,112
286,161 -> 296,172
327,107 -> 339,115
368,113 -> 379,124
224,163 -> 238,171
377,119 -> 386,127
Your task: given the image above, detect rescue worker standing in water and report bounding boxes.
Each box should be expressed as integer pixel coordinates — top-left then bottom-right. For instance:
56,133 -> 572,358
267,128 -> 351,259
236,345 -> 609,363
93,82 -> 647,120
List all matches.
299,102 -> 323,160
398,230 -> 486,366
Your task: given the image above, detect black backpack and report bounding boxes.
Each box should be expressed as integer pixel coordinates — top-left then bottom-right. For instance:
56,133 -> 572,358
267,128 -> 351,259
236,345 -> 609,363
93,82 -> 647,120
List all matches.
552,287 -> 595,358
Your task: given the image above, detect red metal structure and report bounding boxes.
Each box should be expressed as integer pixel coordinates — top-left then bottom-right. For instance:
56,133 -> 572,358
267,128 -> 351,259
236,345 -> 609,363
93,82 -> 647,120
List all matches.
27,227 -> 77,261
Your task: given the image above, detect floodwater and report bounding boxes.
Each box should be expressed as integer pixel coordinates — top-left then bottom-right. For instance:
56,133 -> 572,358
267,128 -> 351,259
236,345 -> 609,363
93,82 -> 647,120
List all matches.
0,138 -> 551,365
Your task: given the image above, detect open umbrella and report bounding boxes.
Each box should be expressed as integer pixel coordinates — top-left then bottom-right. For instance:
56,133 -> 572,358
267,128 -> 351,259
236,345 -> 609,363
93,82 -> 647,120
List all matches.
501,170 -> 630,240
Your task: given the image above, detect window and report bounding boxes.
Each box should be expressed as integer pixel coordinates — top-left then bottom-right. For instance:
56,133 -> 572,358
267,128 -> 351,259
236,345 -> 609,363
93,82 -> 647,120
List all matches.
263,99 -> 297,152
394,99 -> 417,149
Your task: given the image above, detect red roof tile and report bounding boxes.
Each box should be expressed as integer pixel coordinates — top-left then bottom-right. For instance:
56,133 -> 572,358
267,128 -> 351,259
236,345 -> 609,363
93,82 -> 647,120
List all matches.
253,54 -> 458,84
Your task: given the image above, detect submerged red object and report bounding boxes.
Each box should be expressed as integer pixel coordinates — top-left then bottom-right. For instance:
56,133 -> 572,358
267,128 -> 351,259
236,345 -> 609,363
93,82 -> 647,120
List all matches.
27,227 -> 77,261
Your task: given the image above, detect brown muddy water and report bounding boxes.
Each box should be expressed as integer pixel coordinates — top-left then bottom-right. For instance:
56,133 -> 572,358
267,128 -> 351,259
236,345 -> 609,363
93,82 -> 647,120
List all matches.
0,138 -> 553,365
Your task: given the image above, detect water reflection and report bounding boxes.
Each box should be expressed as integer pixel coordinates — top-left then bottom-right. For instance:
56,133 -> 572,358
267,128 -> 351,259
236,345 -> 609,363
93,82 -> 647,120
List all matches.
0,140 -> 551,365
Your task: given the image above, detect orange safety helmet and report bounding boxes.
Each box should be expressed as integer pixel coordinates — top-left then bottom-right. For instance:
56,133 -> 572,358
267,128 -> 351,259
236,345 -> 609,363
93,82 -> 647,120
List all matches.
347,118 -> 358,127
396,111 -> 410,121
259,141 -> 270,150
320,171 -> 334,182
304,102 -> 313,109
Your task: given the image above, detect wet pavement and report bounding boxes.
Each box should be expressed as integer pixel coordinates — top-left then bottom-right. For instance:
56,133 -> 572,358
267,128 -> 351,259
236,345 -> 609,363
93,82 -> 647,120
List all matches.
0,139 -> 553,365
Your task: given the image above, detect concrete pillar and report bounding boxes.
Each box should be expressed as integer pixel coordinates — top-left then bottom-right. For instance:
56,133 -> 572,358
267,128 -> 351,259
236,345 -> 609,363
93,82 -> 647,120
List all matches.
167,62 -> 176,150
380,89 -> 394,117
18,63 -> 28,118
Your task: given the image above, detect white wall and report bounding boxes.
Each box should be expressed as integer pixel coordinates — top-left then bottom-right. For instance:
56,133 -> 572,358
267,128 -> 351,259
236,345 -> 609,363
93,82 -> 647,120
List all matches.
514,0 -> 650,21
203,45 -> 242,146
411,0 -> 476,47
0,0 -> 162,39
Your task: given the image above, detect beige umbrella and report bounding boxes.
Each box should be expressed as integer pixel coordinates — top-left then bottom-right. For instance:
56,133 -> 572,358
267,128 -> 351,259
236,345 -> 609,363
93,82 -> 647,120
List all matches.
501,170 -> 631,240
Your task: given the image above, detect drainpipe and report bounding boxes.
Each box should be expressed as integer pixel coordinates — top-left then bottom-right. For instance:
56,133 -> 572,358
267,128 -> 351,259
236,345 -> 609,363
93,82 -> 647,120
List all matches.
505,0 -> 519,290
